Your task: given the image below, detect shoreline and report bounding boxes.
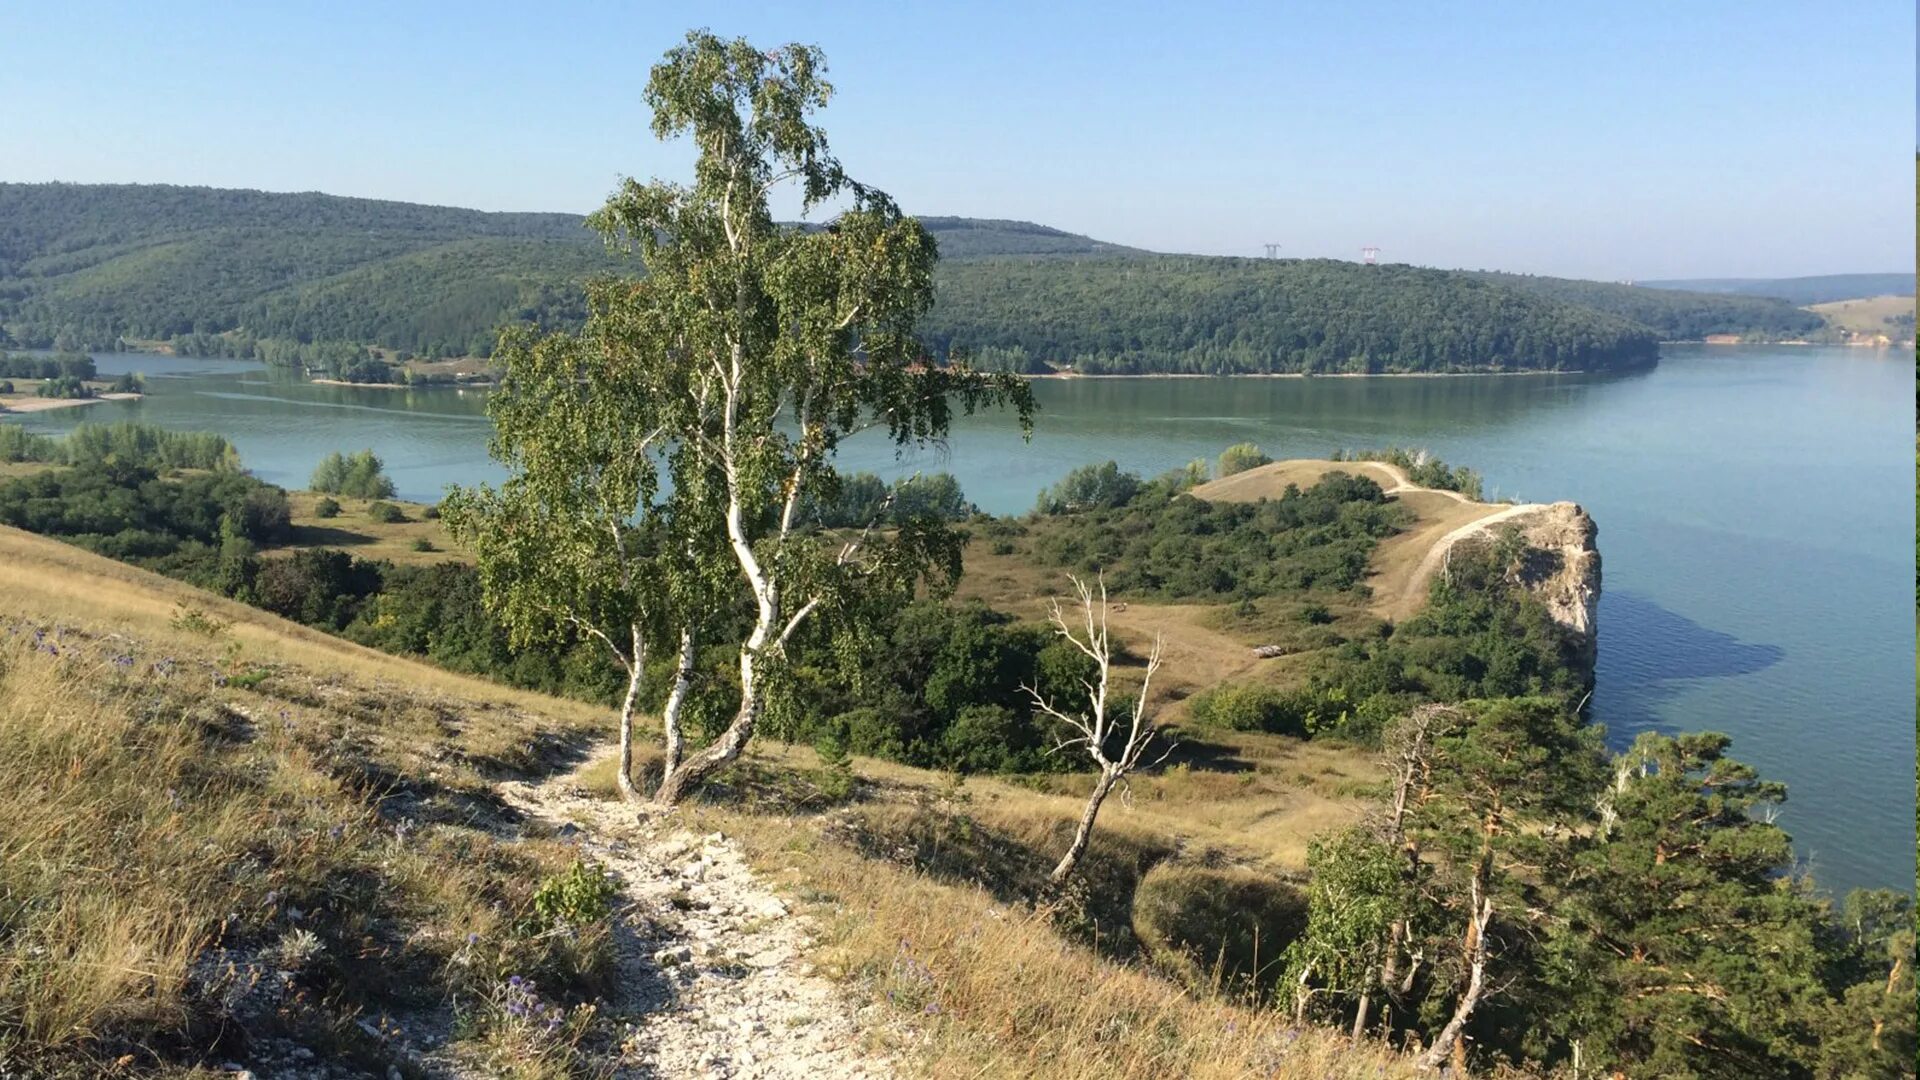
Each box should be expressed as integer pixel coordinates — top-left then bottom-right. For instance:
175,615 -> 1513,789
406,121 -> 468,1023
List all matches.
309,377 -> 496,390
0,391 -> 143,414
1027,368 -> 1589,380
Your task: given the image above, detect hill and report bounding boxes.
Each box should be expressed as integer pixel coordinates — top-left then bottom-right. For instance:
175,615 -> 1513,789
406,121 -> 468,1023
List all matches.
0,181 -> 1864,371
1639,272 -> 1916,305
927,257 -> 1658,373
0,498 -> 1426,1079
1808,293 -> 1916,341
1467,270 -> 1828,341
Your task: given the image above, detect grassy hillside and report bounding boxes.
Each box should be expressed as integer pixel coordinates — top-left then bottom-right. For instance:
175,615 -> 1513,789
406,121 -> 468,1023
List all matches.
0,517 -> 1425,1079
1807,293 -> 1916,340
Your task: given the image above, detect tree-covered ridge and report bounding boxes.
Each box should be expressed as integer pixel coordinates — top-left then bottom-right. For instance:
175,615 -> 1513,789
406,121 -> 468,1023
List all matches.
1469,270 -> 1827,340
1640,272 -> 1915,306
910,216 -> 1143,259
926,257 -> 1660,373
0,184 -> 1134,358
0,182 -> 1854,370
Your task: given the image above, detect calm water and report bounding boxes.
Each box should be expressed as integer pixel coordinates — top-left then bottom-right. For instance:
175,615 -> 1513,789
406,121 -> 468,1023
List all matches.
14,346 -> 1915,894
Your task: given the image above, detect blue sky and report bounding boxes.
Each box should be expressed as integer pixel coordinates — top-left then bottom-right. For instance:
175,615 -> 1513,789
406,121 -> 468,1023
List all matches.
2,1 -> 1912,278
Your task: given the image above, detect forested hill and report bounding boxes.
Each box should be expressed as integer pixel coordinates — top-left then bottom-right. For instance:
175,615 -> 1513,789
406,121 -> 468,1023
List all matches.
925,258 -> 1658,374
1467,271 -> 1828,341
1638,273 -> 1915,306
0,181 -> 1787,372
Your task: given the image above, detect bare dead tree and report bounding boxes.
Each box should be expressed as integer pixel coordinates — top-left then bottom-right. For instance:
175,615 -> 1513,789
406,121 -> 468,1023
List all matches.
1375,703 -> 1455,1015
1025,575 -> 1173,884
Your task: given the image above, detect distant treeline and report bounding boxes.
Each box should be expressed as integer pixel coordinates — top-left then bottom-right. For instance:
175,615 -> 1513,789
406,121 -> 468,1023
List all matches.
923,258 -> 1661,374
0,351 -> 95,380
1468,271 -> 1828,341
1,182 -> 1837,375
0,421 -> 238,470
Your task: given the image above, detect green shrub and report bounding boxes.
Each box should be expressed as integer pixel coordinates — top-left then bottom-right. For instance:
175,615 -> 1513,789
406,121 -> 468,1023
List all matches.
1159,458 -> 1211,491
36,375 -> 92,399
311,449 -> 397,499
1028,471 -> 1399,600
0,424 -> 58,462
1132,864 -> 1308,1002
1035,461 -> 1141,514
169,604 -> 230,638
313,496 -> 341,518
1216,442 -> 1273,477
1332,446 -> 1483,500
814,729 -> 856,802
367,501 -> 405,524
525,861 -> 618,933
837,707 -> 906,761
1185,683 -> 1311,737
61,423 -> 239,470
410,537 -> 435,552
939,704 -> 1031,774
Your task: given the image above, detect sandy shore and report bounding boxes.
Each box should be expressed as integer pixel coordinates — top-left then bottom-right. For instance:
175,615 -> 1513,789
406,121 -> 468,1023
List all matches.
0,392 -> 142,414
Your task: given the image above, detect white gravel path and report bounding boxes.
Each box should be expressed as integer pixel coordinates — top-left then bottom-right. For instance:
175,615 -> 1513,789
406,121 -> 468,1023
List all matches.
495,762 -> 896,1079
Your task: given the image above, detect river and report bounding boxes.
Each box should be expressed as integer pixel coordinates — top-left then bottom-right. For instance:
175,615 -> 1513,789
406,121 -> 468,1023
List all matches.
11,344 -> 1914,895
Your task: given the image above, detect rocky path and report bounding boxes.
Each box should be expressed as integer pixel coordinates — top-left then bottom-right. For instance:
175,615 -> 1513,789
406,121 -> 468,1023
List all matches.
495,760 -> 895,1079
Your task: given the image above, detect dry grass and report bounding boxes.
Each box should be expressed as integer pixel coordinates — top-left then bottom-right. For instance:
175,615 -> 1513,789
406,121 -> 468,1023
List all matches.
1808,294 -> 1915,339
0,474 -> 1447,1077
0,526 -> 620,1076
0,526 -> 562,716
283,491 -> 468,568
662,776 -> 1423,1079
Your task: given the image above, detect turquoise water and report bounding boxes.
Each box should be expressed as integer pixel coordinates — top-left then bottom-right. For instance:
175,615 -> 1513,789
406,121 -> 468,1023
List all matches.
13,345 -> 1914,894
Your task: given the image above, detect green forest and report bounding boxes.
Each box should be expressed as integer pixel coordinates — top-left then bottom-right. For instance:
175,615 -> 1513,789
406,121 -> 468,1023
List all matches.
0,182 -> 1833,372
1469,271 -> 1828,340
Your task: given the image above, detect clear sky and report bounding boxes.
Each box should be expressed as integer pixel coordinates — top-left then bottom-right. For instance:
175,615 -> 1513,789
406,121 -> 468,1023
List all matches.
2,1 -> 1913,279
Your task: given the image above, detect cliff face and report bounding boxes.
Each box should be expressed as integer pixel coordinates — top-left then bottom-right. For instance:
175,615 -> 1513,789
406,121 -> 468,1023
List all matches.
1506,501 -> 1602,678
1439,500 -> 1601,679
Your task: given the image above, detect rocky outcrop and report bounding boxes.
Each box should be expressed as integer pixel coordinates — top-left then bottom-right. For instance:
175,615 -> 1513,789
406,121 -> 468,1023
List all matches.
1452,501 -> 1601,678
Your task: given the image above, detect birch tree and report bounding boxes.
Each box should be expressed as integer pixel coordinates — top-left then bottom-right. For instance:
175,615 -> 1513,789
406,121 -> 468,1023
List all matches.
452,30 -> 1031,806
442,325 -> 720,802
1025,575 -> 1172,883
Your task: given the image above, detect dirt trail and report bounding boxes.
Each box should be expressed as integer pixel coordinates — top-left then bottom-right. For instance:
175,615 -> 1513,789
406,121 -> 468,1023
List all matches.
1190,459 -> 1516,623
1391,501 -> 1546,619
495,759 -> 894,1079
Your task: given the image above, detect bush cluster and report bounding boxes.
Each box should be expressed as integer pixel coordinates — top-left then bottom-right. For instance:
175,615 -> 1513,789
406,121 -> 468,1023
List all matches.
310,449 -> 397,499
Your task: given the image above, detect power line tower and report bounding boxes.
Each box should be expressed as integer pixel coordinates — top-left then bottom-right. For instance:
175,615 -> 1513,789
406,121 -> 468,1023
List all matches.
1361,245 -> 1380,266
1263,243 -> 1281,259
